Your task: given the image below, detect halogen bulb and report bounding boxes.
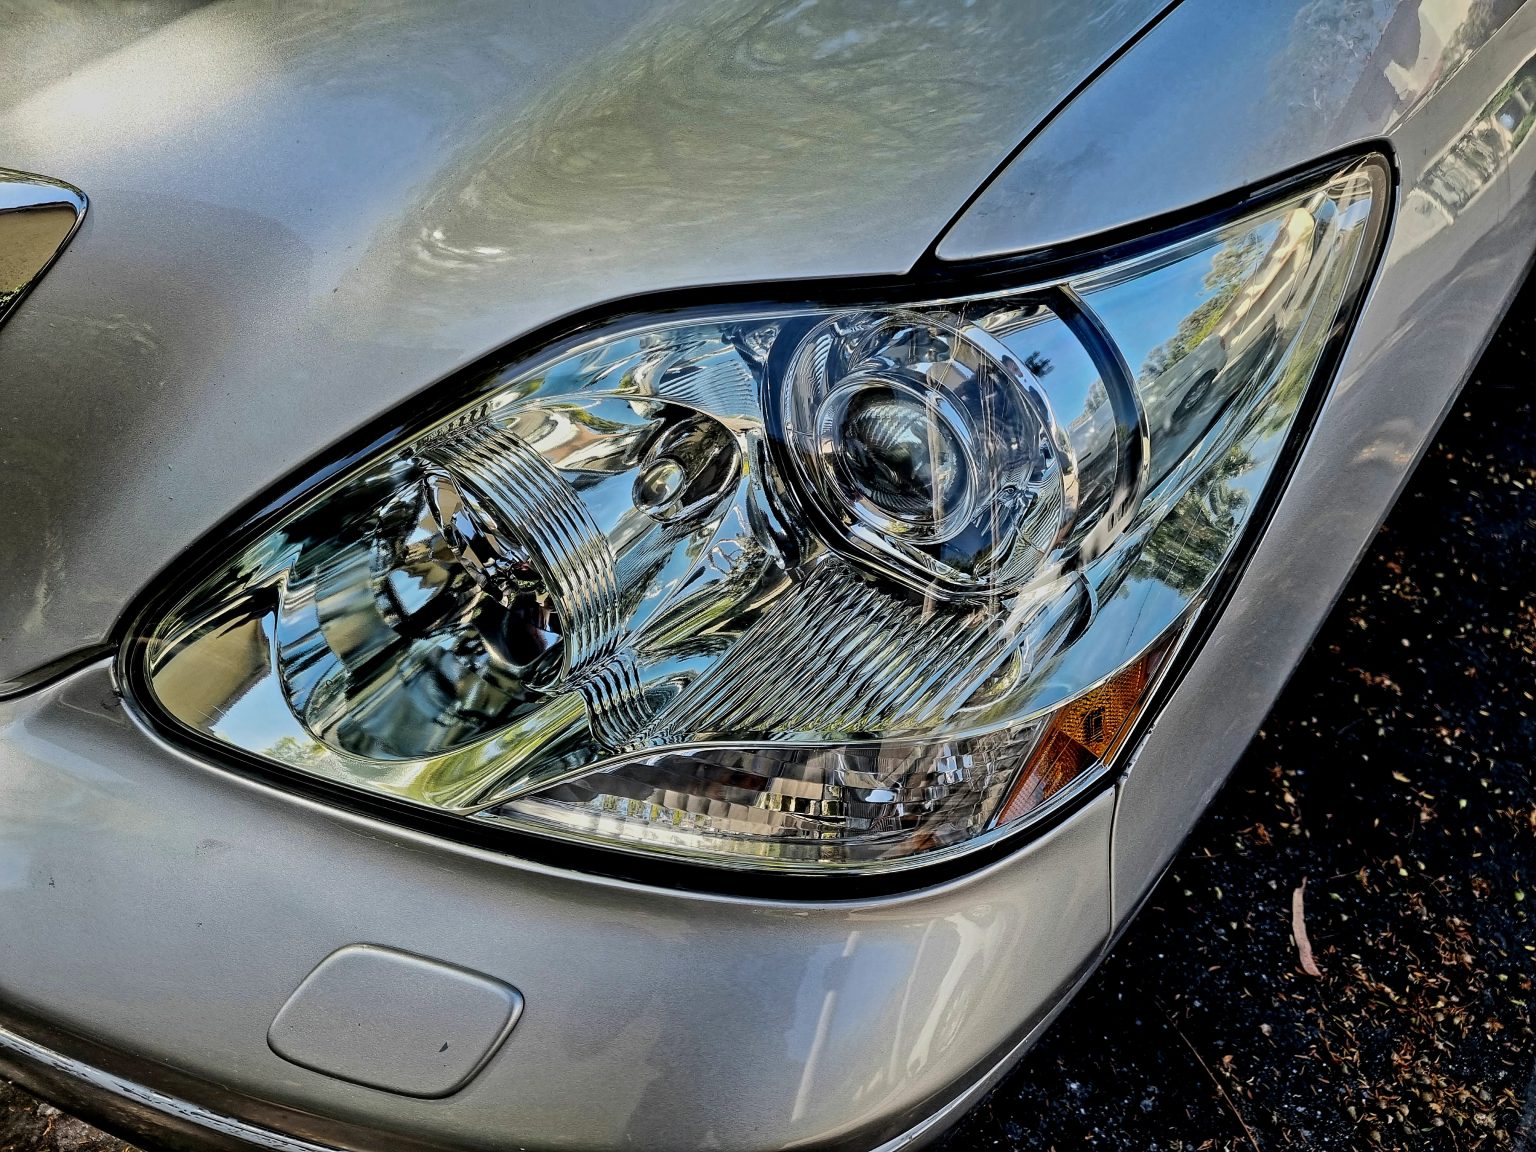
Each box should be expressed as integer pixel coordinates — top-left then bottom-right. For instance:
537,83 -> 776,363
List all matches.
415,471 -> 564,675
634,458 -> 686,511
631,411 -> 741,525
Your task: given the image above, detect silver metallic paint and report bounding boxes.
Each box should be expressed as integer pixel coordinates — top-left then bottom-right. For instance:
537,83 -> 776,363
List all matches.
0,1018 -> 350,1152
938,0 -> 1528,260
0,0 -> 1168,692
265,945 -> 525,1099
0,663 -> 1113,1151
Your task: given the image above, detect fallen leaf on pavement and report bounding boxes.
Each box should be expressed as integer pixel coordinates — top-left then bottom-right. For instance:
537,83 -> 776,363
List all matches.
1293,877 -> 1323,977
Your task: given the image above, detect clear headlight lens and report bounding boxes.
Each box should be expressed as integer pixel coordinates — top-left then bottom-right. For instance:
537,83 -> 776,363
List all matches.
137,158 -> 1387,874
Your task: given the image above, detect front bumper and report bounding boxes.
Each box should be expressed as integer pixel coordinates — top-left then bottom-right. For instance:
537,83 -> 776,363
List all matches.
0,957 -> 1091,1152
0,662 -> 1116,1152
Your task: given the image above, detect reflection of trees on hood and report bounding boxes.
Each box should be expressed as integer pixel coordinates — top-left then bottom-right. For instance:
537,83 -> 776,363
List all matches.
1447,0 -> 1527,71
1271,0 -> 1521,133
400,0 -> 1090,275
1141,232 -> 1264,380
1270,0 -> 1394,122
1130,447 -> 1254,599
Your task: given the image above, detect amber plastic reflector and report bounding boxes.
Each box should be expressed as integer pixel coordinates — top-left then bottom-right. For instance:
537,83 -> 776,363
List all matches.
992,638 -> 1174,828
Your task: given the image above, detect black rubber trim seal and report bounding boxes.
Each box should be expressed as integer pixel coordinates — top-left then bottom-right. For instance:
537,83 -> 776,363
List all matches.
114,144 -> 1396,902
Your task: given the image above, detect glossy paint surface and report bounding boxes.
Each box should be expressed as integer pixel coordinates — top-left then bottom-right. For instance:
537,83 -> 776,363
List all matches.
939,0 -> 1528,258
0,663 -> 1112,1151
0,0 -> 1167,691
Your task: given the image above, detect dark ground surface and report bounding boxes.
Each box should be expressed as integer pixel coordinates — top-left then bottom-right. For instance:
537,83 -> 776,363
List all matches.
3,284 -> 1534,1150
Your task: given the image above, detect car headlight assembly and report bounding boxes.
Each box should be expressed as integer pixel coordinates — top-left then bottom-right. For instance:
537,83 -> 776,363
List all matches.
133,157 -> 1388,878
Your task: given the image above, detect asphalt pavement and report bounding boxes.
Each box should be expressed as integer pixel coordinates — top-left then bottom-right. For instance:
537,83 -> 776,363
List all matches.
3,278 -> 1534,1152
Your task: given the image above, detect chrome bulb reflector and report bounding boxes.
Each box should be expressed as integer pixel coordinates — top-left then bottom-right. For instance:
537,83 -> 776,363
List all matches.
141,159 -> 1387,874
274,458 -> 569,761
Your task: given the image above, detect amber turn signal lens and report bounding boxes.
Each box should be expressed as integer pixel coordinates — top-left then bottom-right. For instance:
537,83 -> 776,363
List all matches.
992,638 -> 1175,828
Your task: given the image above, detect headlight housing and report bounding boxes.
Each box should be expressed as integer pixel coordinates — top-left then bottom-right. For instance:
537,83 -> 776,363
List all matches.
134,157 -> 1388,876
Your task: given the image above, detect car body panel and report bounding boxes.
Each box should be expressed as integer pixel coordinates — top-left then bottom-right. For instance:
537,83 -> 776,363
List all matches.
937,0 -> 1528,260
0,0 -> 1170,692
0,663 -> 1113,1151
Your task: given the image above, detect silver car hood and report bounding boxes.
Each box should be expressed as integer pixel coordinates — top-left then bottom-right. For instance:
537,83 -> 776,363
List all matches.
0,0 -> 1171,690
